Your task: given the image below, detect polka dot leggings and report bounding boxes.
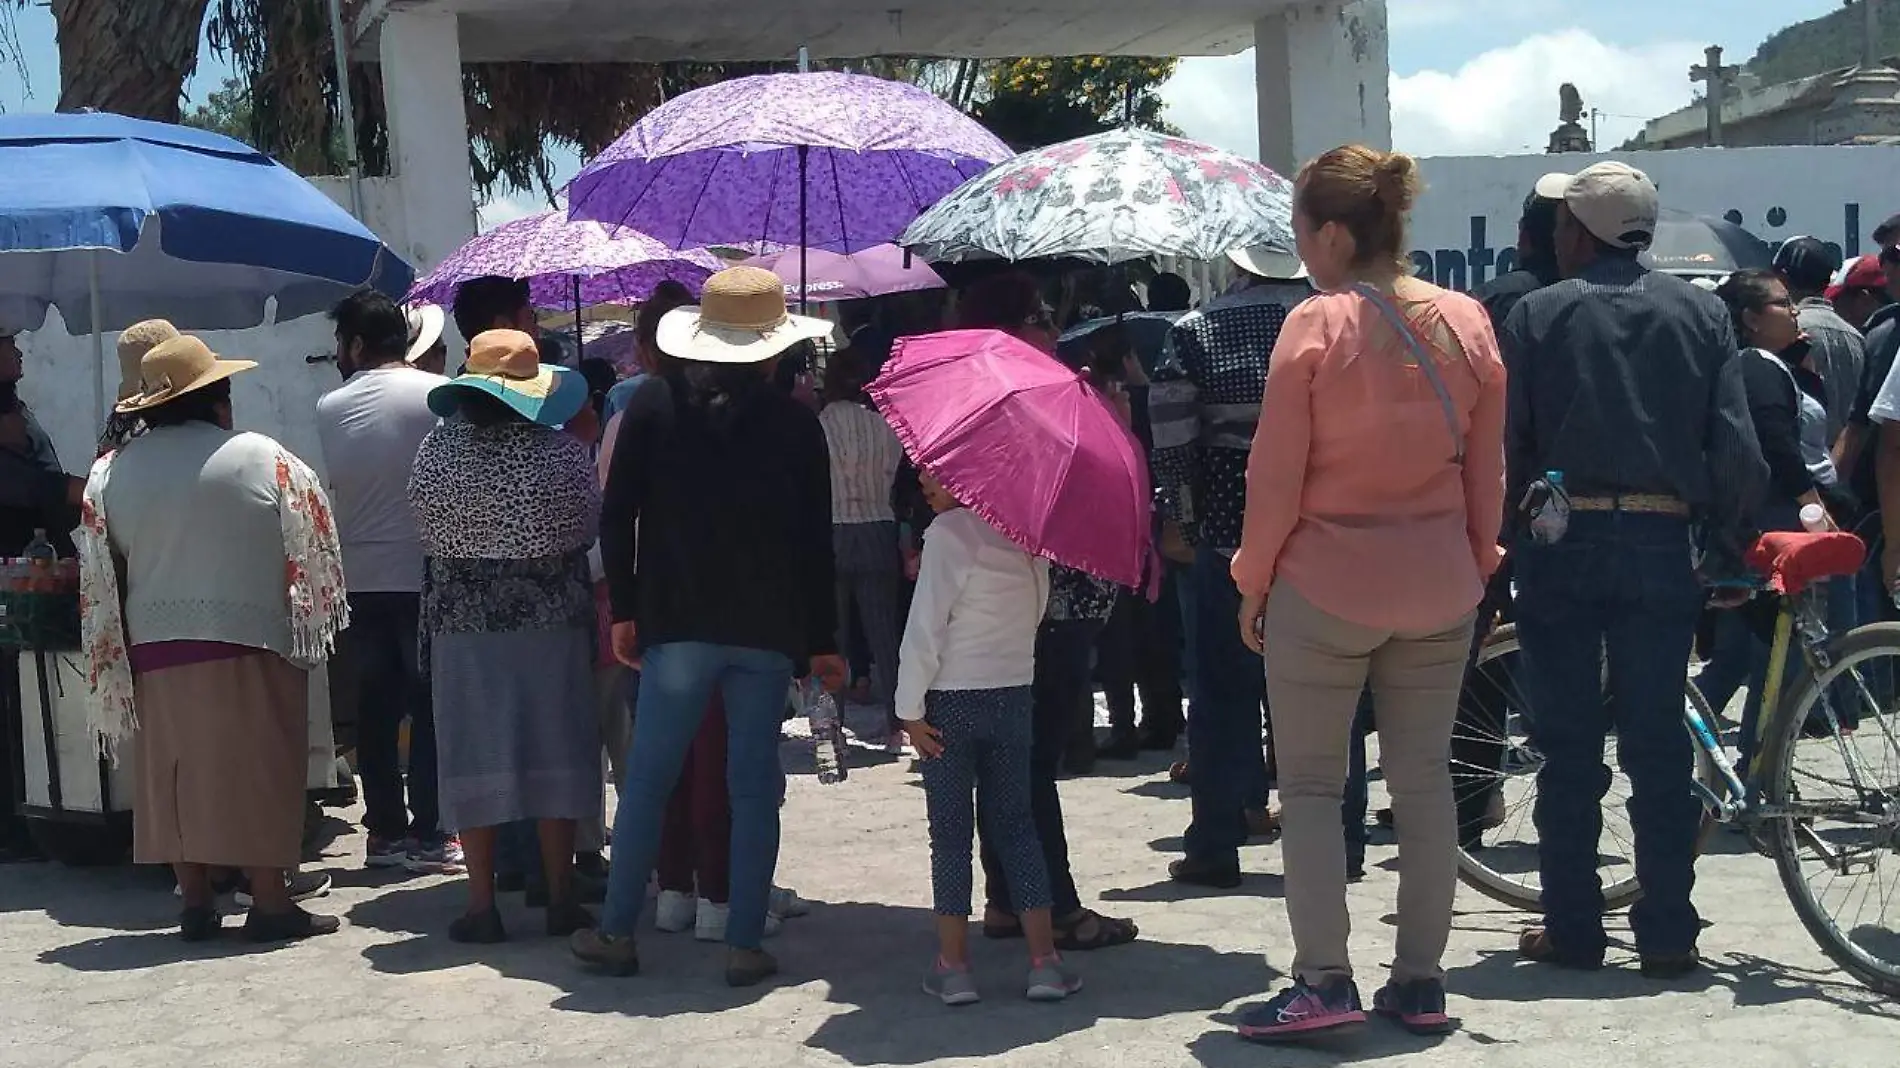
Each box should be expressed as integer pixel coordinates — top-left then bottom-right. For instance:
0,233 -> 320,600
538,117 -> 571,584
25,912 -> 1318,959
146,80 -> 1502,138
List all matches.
919,687 -> 1052,917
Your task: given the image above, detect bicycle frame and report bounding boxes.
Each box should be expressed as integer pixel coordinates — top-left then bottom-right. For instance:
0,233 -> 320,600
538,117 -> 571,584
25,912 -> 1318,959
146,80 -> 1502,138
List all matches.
1688,586 -> 1900,830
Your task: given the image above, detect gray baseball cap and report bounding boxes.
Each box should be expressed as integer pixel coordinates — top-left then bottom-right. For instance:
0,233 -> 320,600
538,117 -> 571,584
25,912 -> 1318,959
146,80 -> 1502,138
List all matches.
1556,161 -> 1660,251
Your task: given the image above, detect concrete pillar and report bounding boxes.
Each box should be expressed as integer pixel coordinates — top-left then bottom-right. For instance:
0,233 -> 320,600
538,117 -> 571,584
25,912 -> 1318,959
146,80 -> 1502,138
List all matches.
1254,0 -> 1392,177
379,9 -> 476,273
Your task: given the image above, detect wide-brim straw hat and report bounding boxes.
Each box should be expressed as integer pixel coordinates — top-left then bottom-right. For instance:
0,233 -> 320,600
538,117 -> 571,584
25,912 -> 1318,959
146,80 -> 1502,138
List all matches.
1227,244 -> 1308,281
115,335 -> 257,414
427,327 -> 588,427
655,265 -> 834,365
115,319 -> 181,402
405,304 -> 446,364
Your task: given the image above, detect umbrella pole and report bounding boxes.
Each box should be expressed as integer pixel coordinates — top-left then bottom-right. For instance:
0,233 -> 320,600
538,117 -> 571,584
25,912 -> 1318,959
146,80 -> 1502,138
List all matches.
572,275 -> 584,362
798,144 -> 810,317
88,251 -> 105,434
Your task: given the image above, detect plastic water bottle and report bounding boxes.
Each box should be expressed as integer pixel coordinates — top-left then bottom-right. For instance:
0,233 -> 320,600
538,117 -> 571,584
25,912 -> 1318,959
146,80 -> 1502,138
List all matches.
1800,503 -> 1830,533
803,677 -> 848,785
1528,470 -> 1568,545
23,529 -> 56,593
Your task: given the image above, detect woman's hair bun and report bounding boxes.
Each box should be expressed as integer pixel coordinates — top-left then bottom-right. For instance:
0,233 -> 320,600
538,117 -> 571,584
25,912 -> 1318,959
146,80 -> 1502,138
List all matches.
1372,152 -> 1421,214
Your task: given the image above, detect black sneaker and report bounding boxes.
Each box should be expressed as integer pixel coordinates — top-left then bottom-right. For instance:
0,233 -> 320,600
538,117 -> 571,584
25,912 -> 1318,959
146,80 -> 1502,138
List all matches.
243,905 -> 341,943
179,905 -> 224,943
449,906 -> 508,944
235,869 -> 332,909
1168,858 -> 1242,890
1373,978 -> 1455,1035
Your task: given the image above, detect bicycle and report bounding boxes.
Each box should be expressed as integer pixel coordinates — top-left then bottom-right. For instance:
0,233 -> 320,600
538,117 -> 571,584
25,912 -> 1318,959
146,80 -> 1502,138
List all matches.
1451,531 -> 1900,996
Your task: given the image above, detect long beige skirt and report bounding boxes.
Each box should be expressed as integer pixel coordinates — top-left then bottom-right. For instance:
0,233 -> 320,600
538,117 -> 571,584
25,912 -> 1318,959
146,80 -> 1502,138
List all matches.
133,652 -> 308,870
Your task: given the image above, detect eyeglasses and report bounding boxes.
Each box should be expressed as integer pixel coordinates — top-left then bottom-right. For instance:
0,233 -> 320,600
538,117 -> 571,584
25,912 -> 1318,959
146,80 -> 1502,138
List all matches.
1025,310 -> 1057,331
1763,296 -> 1796,309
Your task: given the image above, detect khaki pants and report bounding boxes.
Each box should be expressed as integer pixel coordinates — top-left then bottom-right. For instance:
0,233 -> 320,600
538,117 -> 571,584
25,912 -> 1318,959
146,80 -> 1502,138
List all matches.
1263,582 -> 1474,985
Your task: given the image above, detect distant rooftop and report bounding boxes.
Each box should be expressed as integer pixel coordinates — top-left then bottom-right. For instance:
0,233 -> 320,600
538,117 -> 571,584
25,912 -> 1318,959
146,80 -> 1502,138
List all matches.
359,0 -> 1298,62
1644,60 -> 1899,144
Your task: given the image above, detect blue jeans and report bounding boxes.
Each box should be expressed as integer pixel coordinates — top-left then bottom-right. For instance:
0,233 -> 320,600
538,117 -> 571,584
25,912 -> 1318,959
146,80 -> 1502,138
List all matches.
599,642 -> 794,949
1183,545 -> 1271,869
1515,512 -> 1705,959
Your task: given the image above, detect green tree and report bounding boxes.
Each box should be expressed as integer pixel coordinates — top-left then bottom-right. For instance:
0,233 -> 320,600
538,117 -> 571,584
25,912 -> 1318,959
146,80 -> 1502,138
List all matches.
180,75 -> 252,143
974,57 -> 1180,150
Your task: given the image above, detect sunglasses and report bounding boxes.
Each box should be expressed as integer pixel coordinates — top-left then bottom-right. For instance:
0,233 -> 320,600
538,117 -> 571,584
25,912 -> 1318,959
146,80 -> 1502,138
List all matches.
1025,309 -> 1057,331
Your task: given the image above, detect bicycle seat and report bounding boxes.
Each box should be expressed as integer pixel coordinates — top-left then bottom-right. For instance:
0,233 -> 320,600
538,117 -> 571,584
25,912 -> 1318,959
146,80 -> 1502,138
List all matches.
1745,531 -> 1866,595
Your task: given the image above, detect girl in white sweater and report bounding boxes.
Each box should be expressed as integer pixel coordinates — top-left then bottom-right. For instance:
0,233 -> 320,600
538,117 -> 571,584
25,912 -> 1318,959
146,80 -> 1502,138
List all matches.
897,471 -> 1080,1005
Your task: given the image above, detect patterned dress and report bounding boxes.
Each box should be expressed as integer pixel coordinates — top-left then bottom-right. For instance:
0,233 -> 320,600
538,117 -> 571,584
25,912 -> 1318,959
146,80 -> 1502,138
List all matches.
409,418 -> 602,831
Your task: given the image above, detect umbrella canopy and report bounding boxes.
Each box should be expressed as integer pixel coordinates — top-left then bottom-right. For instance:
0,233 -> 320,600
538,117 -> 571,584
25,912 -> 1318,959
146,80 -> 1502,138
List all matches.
0,111 -> 412,333
1056,311 -> 1184,375
743,243 -> 946,303
1642,210 -> 1773,277
869,329 -> 1152,586
564,71 -> 1013,254
900,128 -> 1294,265
405,209 -> 721,309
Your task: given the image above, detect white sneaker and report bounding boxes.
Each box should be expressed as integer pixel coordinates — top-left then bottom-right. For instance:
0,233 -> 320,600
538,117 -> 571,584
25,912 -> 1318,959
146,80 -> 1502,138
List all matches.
695,899 -> 782,941
695,899 -> 729,942
768,885 -> 812,919
654,890 -> 696,933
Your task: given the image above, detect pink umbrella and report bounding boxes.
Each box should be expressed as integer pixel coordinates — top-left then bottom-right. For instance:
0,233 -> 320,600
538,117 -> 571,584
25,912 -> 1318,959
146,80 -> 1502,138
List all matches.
869,329 -> 1152,587
743,244 -> 946,303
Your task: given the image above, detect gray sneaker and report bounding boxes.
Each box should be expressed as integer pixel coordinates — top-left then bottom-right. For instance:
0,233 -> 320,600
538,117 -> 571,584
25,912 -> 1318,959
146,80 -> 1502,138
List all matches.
1026,955 -> 1083,1001
923,960 -> 981,1006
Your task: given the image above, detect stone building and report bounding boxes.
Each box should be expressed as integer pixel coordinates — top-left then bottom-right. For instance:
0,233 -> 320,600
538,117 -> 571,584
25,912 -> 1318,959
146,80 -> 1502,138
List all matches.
1640,60 -> 1900,149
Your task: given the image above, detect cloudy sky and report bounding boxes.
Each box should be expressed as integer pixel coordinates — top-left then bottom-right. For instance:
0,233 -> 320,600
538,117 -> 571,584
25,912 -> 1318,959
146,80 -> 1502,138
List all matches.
0,0 -> 1849,229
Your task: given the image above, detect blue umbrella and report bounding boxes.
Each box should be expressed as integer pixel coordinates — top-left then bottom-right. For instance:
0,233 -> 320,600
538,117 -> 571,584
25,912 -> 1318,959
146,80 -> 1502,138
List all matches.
0,112 -> 413,420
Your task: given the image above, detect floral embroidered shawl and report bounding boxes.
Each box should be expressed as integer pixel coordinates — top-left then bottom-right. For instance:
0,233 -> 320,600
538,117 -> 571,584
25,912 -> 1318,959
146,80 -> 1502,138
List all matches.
77,443 -> 350,761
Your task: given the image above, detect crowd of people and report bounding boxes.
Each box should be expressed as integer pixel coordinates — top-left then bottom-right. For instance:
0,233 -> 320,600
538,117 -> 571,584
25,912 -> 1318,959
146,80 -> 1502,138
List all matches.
2,138 -> 1898,1038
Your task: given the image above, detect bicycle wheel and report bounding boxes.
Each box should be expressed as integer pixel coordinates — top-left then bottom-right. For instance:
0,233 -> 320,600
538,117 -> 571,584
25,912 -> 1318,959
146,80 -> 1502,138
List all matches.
1761,622 -> 1900,997
1454,624 -> 1722,911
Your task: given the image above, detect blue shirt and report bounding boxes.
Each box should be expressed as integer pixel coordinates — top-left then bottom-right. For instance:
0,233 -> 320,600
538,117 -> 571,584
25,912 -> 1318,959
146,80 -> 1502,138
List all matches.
603,373 -> 647,423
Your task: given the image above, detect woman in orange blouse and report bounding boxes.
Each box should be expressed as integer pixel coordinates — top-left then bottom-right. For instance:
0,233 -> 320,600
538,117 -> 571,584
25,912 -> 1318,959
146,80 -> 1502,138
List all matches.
1229,146 -> 1506,1043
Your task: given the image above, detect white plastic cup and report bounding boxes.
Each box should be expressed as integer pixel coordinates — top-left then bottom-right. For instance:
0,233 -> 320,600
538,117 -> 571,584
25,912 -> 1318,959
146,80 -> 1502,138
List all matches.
1800,503 -> 1829,533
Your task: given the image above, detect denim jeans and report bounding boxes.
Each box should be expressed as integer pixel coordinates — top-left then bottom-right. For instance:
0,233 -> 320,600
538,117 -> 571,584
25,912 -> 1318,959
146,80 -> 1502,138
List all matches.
330,592 -> 439,843
981,619 -> 1101,918
1183,545 -> 1271,870
599,642 -> 793,949
1514,512 -> 1705,958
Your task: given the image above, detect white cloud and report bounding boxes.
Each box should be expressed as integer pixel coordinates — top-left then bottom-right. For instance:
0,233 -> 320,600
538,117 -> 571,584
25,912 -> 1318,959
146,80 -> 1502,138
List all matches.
1161,29 -> 1703,161
476,194 -> 546,232
1391,30 -> 1704,156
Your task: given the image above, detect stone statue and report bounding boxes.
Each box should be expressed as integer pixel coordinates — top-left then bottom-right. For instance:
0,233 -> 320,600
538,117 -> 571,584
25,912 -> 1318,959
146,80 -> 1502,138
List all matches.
1548,83 -> 1593,154
1559,83 -> 1585,124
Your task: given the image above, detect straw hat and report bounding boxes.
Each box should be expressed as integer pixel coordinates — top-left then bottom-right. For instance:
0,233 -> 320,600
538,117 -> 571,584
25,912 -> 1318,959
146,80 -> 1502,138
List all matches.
655,266 -> 833,365
405,304 -> 446,365
115,319 -> 181,401
115,335 -> 257,414
427,328 -> 588,427
1227,244 -> 1308,281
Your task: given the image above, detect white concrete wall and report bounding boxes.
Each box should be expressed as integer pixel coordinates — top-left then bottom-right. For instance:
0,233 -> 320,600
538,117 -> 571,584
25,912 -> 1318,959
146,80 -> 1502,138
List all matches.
1405,145 -> 1900,292
12,175 -> 413,484
1255,0 -> 1391,178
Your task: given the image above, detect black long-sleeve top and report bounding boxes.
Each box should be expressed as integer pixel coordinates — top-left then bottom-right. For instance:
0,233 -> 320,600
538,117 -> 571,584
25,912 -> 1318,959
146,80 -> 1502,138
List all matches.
1501,257 -> 1766,573
1735,349 -> 1818,507
600,373 -> 838,666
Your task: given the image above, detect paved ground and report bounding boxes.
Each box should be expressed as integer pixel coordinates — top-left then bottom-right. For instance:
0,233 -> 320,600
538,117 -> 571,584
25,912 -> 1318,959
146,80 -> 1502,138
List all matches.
3,719 -> 1898,1068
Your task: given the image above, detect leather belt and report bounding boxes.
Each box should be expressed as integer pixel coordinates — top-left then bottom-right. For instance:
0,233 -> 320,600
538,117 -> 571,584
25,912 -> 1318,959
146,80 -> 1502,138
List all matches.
1569,494 -> 1690,518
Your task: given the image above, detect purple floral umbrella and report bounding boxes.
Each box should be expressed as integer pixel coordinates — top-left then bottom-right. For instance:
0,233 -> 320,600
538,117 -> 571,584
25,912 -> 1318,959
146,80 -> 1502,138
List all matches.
404,209 -> 722,310
563,72 -> 1013,257
901,128 -> 1295,265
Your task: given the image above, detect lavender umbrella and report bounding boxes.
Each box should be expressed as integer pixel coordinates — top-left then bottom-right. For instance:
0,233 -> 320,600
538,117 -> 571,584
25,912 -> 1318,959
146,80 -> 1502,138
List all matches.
743,243 -> 946,303
563,72 -> 1013,259
404,209 -> 722,310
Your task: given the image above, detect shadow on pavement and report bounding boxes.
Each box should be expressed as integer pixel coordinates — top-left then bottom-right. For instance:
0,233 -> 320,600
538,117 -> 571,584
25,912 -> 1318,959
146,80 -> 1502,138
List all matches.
1101,871 -> 1286,903
1449,945 -> 1900,1019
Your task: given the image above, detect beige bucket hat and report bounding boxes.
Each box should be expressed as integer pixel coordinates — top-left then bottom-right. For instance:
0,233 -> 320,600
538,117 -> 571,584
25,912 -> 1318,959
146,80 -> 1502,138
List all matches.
115,320 -> 181,402
655,266 -> 833,365
116,335 -> 258,414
